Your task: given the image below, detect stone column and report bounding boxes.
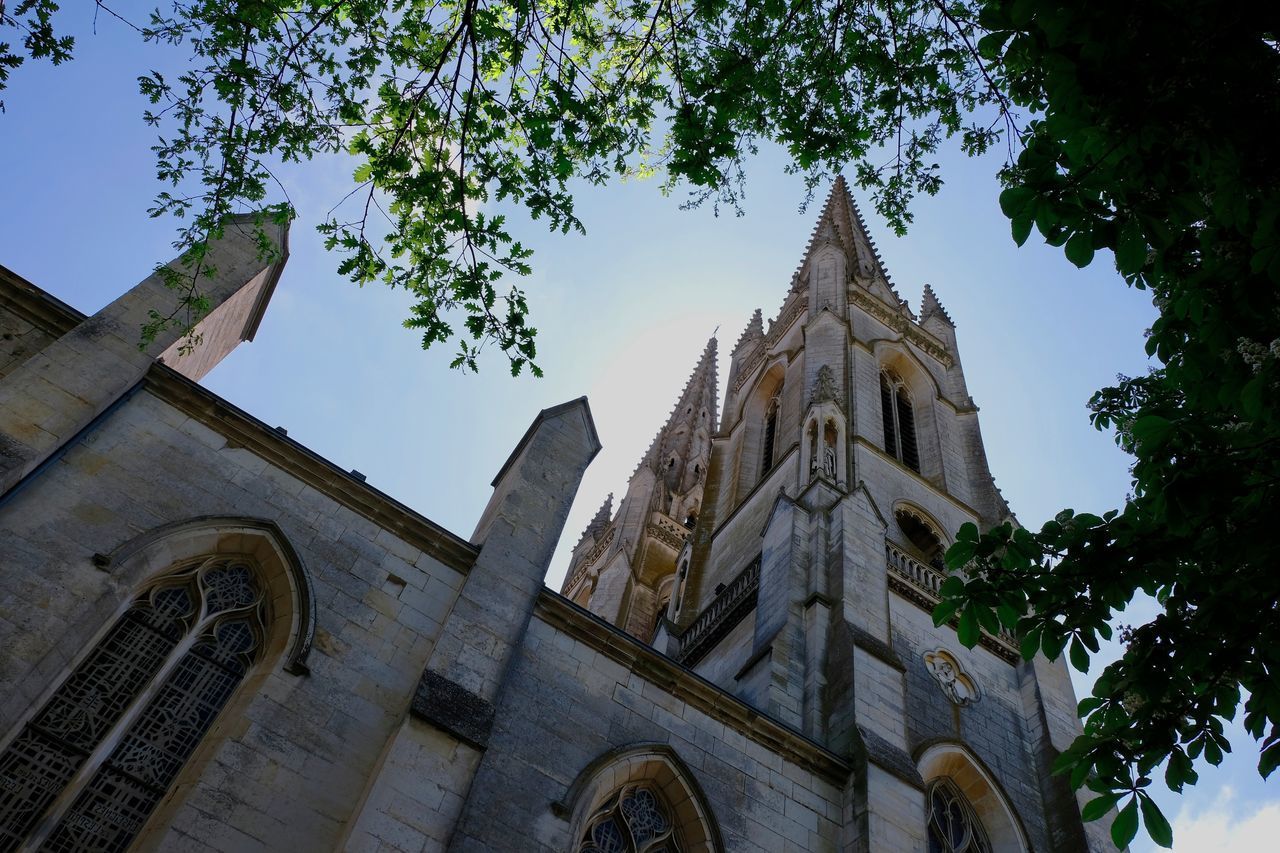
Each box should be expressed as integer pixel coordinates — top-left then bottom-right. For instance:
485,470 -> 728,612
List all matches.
0,214 -> 288,496
340,398 -> 600,852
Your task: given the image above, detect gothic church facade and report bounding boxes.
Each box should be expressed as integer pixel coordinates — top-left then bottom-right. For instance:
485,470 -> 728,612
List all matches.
0,184 -> 1110,851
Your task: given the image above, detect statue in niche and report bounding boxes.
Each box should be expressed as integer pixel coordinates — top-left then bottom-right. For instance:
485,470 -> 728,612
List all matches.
822,445 -> 837,479
813,365 -> 839,404
924,649 -> 980,706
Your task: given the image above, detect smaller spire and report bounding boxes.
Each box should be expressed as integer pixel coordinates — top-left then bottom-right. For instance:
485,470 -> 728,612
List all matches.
637,335 -> 720,472
733,309 -> 764,352
920,283 -> 955,326
572,492 -> 614,551
585,493 -> 613,540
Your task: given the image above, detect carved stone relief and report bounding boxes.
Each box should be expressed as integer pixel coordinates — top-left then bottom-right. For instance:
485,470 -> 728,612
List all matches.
812,364 -> 840,404
923,648 -> 981,706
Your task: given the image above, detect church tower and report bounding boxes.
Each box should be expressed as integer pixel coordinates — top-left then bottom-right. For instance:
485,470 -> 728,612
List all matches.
561,337 -> 718,640
565,178 -> 1108,851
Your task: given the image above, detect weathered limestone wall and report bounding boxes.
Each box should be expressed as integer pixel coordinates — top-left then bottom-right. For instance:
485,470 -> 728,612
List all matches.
0,266 -> 81,381
447,598 -> 847,852
0,379 -> 471,853
889,597 -> 1050,851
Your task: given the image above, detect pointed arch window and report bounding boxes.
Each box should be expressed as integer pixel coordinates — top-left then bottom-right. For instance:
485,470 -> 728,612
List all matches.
761,395 -> 780,475
578,784 -> 684,853
880,371 -> 920,472
927,778 -> 993,853
0,557 -> 268,852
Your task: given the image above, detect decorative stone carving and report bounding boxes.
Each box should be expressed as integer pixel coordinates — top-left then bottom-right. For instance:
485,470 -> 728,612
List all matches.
923,649 -> 980,706
822,445 -> 836,479
812,364 -> 839,404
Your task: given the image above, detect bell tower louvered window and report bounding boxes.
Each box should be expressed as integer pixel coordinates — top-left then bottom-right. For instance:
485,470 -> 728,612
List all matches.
0,557 -> 267,853
880,371 -> 920,473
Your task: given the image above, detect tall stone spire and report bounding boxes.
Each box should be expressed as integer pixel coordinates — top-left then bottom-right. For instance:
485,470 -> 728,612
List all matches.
562,337 -> 720,634
790,175 -> 912,315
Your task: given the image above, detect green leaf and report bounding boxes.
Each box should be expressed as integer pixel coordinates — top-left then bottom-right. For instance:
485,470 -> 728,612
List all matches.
1011,215 -> 1033,246
1082,792 -> 1122,823
1020,624 -> 1043,660
956,522 -> 980,543
958,606 -> 980,648
1132,415 -> 1174,448
1069,637 -> 1090,672
999,186 -> 1036,218
1115,220 -> 1147,275
945,541 -> 976,569
352,162 -> 373,183
1139,794 -> 1174,848
1042,628 -> 1065,660
932,599 -> 961,627
1112,797 -> 1139,848
1065,232 -> 1095,268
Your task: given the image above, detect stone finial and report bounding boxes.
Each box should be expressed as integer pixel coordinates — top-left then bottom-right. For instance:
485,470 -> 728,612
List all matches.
920,283 -> 955,326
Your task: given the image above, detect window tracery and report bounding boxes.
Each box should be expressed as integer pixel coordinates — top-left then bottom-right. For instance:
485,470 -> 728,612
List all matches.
578,784 -> 683,853
881,371 -> 920,472
0,557 -> 268,853
927,778 -> 993,853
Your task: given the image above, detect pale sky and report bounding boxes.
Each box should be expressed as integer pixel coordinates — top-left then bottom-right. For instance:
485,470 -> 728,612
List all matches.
0,10 -> 1274,850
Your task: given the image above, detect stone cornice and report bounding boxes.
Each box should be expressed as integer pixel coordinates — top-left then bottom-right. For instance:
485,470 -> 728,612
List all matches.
145,364 -> 479,573
849,289 -> 953,368
535,590 -> 852,786
0,265 -> 85,336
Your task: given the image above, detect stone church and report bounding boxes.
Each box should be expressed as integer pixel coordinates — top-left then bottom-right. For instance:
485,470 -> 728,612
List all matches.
0,179 -> 1112,851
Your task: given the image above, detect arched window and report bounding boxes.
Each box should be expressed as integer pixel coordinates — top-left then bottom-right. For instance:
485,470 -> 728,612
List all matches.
880,371 -> 920,472
917,743 -> 1028,852
927,778 -> 993,853
895,506 -> 945,570
560,744 -> 722,853
0,556 -> 269,852
579,784 -> 683,852
761,395 -> 780,475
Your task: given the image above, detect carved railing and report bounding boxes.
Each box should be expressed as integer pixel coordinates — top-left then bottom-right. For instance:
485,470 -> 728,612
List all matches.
647,513 -> 690,551
675,556 -> 761,666
885,542 -> 1019,663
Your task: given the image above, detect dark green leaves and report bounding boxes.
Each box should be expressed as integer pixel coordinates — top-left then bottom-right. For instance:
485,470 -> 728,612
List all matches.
1111,798 -> 1139,849
1139,794 -> 1174,848
1065,232 -> 1094,268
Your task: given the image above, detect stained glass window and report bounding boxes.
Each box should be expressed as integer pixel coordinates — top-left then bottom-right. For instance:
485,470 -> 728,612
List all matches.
579,784 -> 682,853
926,778 -> 992,853
0,557 -> 267,853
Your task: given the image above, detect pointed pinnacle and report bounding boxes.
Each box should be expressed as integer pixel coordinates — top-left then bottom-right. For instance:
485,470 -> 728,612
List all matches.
733,309 -> 764,352
635,335 -> 721,473
575,492 -> 614,549
920,283 -> 955,326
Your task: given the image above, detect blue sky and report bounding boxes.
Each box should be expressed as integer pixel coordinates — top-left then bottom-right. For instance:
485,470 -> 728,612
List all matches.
0,10 -> 1274,850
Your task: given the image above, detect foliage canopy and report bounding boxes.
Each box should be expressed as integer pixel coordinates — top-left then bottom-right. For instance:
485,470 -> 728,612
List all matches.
3,0 -> 1278,847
